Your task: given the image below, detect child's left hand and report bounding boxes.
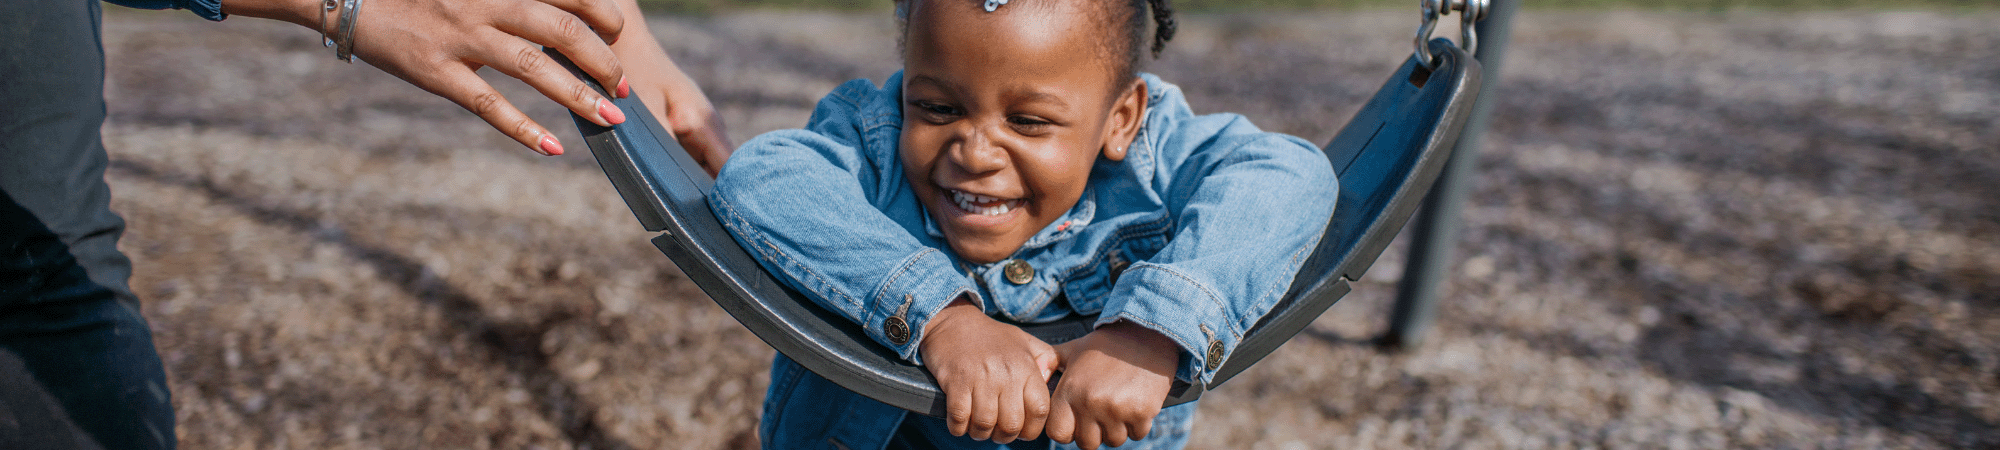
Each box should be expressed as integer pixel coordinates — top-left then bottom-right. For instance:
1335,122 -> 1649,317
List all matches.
1045,322 -> 1178,450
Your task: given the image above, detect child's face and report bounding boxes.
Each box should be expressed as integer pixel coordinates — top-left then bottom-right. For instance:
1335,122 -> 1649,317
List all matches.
899,0 -> 1147,265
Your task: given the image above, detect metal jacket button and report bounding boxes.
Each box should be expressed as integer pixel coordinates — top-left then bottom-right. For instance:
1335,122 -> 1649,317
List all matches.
885,316 -> 911,345
1003,260 -> 1034,285
1205,340 -> 1225,371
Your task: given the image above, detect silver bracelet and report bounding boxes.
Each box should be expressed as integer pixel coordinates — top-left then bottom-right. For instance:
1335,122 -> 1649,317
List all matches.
333,0 -> 364,62
318,0 -> 338,50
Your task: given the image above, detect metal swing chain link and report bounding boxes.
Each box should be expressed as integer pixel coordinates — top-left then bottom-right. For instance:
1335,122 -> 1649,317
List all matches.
1415,0 -> 1489,69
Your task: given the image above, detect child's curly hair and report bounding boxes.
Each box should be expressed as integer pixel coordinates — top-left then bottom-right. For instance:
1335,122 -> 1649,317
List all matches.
895,0 -> 1178,88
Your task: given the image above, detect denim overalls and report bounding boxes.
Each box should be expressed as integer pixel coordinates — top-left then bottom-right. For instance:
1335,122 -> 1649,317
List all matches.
711,72 -> 1338,450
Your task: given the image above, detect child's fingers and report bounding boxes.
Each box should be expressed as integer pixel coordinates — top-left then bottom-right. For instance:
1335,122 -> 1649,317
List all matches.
1073,419 -> 1104,450
1100,420 -> 1130,448
1128,415 -> 1154,442
991,385 -> 1025,444
1020,378 -> 1051,441
967,389 -> 999,441
1037,348 -> 1060,381
945,382 -> 973,436
1052,339 -> 1081,365
1046,395 -> 1077,444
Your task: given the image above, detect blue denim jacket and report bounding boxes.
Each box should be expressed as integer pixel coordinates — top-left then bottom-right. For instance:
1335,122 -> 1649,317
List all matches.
712,72 -> 1336,449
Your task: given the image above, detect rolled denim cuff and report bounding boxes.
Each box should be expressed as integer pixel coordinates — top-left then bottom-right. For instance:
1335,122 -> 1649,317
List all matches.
178,0 -> 225,21
1096,263 -> 1241,385
867,248 -> 979,366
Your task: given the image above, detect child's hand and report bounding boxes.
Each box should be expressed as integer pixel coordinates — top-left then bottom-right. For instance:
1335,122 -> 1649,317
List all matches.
1046,322 -> 1178,450
918,297 -> 1061,444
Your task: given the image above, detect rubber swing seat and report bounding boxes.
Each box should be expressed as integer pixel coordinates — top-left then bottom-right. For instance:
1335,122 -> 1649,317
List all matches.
553,39 -> 1479,417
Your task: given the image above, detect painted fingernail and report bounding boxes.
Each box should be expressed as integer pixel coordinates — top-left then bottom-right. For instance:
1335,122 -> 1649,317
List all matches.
598,98 -> 626,125
538,134 -> 564,156
615,76 -> 630,98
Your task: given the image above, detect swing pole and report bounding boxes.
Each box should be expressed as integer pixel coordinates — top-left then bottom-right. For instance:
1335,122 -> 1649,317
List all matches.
1383,0 -> 1518,350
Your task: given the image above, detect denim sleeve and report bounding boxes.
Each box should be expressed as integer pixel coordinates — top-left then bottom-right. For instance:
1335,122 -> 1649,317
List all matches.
1095,113 -> 1338,386
709,79 -> 975,365
104,0 -> 226,21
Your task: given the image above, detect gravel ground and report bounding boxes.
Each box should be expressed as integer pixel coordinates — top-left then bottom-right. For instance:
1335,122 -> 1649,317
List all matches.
95,8 -> 1997,449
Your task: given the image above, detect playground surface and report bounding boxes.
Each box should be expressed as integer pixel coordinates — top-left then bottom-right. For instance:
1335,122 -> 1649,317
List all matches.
98,8 -> 1996,449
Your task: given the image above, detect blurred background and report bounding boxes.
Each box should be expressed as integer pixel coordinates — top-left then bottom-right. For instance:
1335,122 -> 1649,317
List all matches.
96,0 -> 1995,448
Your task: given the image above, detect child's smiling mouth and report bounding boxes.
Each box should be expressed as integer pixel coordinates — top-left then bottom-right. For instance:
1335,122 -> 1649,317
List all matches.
948,189 -> 1025,216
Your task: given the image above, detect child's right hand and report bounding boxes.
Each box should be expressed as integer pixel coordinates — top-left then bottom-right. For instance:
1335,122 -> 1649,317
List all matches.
917,297 -> 1061,444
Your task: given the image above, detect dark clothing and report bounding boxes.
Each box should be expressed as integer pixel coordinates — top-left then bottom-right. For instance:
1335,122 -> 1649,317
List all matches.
1,0 -> 177,448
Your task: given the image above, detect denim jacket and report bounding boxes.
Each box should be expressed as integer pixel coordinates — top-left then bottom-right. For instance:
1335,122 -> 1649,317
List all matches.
711,71 -> 1338,389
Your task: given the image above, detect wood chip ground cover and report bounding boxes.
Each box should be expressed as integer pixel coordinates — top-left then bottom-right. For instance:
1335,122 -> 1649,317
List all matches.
98,9 -> 1998,449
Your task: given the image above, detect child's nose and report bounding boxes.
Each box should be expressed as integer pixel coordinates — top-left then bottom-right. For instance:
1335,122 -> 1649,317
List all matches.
947,125 -> 1009,174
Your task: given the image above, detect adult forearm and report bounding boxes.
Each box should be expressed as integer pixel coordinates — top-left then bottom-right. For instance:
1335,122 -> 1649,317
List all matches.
218,0 -> 317,27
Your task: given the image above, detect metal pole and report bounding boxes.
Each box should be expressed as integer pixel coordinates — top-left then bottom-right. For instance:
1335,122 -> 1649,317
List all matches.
1381,0 -> 1518,350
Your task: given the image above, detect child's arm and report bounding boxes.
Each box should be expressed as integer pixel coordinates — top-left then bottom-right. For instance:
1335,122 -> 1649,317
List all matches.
1051,86 -> 1340,447
710,79 -> 972,367
1097,115 -> 1338,385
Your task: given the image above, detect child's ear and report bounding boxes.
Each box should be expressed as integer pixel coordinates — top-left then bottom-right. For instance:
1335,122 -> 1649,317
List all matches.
1101,78 -> 1148,162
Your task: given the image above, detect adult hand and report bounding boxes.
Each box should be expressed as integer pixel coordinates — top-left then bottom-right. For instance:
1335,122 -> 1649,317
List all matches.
1046,321 -> 1177,450
225,0 -> 635,156
608,0 -> 734,176
918,297 -> 1060,444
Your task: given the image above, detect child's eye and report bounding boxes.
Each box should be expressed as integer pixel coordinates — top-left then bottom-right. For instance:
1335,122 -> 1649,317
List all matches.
909,101 -> 962,122
1007,115 -> 1053,131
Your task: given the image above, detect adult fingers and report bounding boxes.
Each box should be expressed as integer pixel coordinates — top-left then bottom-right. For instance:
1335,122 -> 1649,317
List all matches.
494,1 -> 625,94
604,4 -> 730,175
423,64 -> 564,155
527,0 -> 625,44
668,109 -> 734,177
478,38 -> 623,129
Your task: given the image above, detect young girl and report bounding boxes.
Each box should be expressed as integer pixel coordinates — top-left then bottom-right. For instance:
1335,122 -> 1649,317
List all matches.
709,0 -> 1336,448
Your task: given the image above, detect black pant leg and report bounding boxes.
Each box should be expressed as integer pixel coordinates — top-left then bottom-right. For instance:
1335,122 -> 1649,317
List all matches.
0,0 -> 177,448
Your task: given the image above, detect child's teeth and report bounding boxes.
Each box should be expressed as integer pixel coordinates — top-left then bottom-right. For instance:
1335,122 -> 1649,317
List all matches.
951,190 -> 1016,216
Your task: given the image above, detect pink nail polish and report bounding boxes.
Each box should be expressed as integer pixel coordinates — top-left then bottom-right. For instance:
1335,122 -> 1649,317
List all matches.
598,99 -> 626,125
615,76 -> 631,98
539,134 -> 564,156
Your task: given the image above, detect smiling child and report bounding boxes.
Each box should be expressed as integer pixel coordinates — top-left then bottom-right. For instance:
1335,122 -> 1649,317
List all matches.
709,0 -> 1337,448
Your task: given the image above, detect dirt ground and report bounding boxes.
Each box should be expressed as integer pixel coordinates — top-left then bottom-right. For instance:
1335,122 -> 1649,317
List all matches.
94,8 -> 1997,449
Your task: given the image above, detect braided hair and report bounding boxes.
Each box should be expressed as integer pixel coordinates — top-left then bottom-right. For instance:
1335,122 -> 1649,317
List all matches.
894,0 -> 1178,88
1118,0 -> 1178,85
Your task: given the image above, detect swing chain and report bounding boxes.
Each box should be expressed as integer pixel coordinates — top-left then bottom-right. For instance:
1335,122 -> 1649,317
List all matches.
1415,0 -> 1488,69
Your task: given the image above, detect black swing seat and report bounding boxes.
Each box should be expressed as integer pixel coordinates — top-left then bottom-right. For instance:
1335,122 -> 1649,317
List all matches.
554,39 -> 1479,418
